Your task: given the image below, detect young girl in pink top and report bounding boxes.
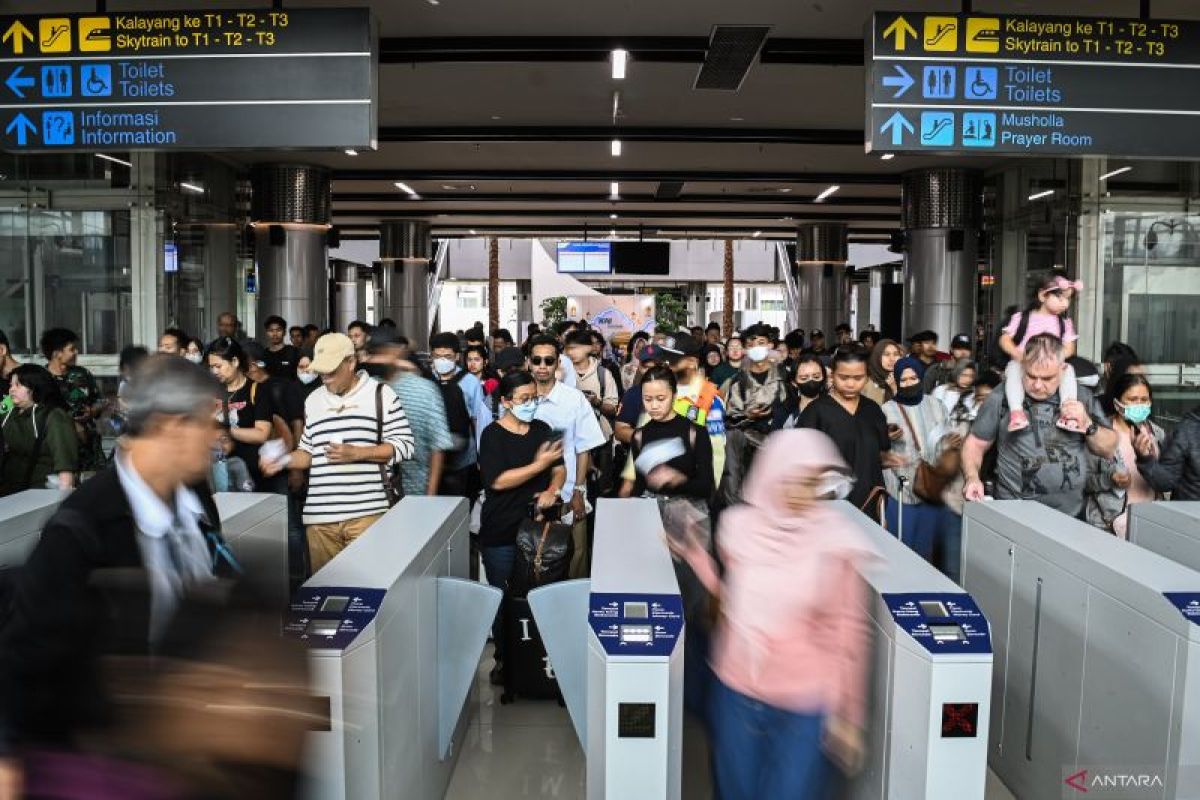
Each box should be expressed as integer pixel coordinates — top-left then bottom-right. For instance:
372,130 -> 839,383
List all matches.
998,269 -> 1082,432
669,429 -> 877,799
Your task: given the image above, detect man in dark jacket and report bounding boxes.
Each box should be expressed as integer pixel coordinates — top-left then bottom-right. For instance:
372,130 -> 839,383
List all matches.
1137,406 -> 1200,500
0,356 -> 303,794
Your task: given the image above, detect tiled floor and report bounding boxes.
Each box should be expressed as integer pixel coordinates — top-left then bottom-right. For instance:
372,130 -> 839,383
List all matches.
445,647 -> 1018,800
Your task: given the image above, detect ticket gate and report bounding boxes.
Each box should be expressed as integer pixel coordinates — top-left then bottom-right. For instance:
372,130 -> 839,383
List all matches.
1129,502 -> 1200,574
0,489 -> 64,569
529,498 -> 685,800
283,497 -> 501,800
213,492 -> 289,607
841,502 -> 993,800
962,501 -> 1200,800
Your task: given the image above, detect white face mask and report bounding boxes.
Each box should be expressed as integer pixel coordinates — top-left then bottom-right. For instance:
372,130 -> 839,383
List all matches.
433,357 -> 457,375
184,352 -> 203,364
298,371 -> 318,385
746,345 -> 771,363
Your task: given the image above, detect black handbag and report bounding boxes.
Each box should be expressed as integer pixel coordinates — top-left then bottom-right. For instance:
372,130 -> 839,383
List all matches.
510,511 -> 574,597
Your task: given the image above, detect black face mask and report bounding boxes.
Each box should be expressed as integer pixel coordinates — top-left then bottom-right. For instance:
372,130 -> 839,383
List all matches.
797,380 -> 822,398
897,384 -> 923,402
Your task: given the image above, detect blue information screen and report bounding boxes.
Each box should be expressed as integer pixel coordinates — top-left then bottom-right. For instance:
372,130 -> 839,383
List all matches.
557,242 -> 612,274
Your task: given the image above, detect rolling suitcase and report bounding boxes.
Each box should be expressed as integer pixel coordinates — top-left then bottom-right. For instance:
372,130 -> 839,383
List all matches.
499,594 -> 561,703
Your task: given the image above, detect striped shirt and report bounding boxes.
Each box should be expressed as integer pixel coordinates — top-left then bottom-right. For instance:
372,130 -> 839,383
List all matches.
298,372 -> 416,525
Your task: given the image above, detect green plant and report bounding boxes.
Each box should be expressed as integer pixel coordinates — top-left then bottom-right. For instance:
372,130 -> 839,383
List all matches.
540,295 -> 568,327
654,292 -> 688,332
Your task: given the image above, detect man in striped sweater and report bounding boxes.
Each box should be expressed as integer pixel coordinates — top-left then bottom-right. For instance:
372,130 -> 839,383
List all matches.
262,333 -> 415,573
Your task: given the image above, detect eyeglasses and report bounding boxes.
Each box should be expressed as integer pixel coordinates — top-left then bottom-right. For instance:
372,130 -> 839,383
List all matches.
529,356 -> 557,366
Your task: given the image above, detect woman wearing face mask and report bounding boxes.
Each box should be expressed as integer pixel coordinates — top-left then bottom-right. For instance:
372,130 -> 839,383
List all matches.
709,335 -> 743,388
183,337 -> 204,365
880,356 -> 964,582
669,430 -> 877,799
863,339 -> 903,405
1085,373 -> 1164,538
295,350 -> 320,399
477,370 -> 566,681
785,353 -> 827,427
0,365 -> 78,496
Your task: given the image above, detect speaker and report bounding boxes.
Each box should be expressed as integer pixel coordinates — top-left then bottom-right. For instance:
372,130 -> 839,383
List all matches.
326,226 -> 340,249
948,229 -> 965,252
269,225 -> 286,247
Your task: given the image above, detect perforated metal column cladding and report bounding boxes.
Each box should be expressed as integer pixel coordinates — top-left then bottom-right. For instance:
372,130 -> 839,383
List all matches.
900,168 -> 983,345
379,220 -> 433,345
250,164 -> 332,224
795,223 -> 848,337
250,164 -> 332,330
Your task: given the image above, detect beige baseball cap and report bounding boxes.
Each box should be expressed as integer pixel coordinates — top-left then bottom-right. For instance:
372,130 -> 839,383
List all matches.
310,332 -> 356,374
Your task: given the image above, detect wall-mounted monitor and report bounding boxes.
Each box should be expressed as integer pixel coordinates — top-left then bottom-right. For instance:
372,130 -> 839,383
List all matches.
557,241 -> 612,273
164,242 -> 178,273
612,241 -> 670,275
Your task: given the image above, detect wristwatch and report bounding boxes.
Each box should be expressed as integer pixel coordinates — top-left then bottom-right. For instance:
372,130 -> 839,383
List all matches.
1083,421 -> 1098,437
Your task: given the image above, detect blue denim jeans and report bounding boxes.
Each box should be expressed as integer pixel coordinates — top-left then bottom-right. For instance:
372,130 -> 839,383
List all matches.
884,497 -> 963,585
480,544 -> 517,660
708,679 -> 830,800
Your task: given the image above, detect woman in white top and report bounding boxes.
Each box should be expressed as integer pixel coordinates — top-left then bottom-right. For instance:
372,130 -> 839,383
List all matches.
931,360 -> 978,423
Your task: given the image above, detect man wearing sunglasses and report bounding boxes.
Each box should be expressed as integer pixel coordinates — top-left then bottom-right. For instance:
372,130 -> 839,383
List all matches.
527,334 -> 605,577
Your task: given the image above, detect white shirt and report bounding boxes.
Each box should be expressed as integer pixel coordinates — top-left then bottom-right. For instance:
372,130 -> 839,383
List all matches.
533,380 -> 606,501
115,452 -> 214,644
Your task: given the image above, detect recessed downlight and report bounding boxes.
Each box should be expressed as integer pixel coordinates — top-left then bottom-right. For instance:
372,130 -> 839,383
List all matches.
814,185 -> 840,202
611,49 -> 628,80
394,182 -> 419,197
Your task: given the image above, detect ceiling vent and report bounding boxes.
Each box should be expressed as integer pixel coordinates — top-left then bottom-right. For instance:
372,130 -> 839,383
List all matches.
694,25 -> 771,91
655,181 -> 685,200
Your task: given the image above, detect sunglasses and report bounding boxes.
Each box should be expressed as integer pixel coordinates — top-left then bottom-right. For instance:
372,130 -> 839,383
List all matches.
529,356 -> 557,366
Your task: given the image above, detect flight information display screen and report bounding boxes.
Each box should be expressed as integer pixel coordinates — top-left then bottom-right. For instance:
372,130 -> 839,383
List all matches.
557,241 -> 612,273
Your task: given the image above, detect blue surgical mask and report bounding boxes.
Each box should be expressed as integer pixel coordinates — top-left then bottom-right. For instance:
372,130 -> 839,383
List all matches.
1121,402 -> 1152,425
433,357 -> 457,375
298,371 -> 318,385
511,400 -> 538,422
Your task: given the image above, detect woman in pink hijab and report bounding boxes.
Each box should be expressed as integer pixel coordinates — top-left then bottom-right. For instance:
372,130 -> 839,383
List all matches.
671,429 -> 877,799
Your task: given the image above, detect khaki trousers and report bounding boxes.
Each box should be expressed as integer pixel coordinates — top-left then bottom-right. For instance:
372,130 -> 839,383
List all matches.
306,513 -> 384,574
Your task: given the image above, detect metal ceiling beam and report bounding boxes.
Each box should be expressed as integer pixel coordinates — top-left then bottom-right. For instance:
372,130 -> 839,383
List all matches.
333,208 -> 899,222
333,192 -> 898,206
378,126 -> 862,145
332,169 -> 901,185
378,36 -> 864,66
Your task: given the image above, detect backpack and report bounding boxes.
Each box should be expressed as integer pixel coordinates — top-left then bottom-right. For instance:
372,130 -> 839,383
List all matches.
993,309 -> 1066,368
437,371 -> 474,456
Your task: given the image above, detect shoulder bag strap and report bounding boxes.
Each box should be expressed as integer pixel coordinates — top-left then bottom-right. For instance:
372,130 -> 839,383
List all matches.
374,383 -> 397,504
896,404 -> 923,458
534,521 -> 551,574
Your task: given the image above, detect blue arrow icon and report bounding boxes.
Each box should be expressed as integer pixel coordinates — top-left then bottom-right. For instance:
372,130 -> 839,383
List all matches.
880,111 -> 914,146
4,66 -> 34,99
882,65 -> 914,98
5,112 -> 36,145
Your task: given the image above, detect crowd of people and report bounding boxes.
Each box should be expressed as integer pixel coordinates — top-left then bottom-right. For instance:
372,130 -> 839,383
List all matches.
4,267 -> 1200,798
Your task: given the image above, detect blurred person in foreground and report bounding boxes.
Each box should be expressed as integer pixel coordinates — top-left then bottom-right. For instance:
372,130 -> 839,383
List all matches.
669,429 -> 877,799
0,355 -> 312,799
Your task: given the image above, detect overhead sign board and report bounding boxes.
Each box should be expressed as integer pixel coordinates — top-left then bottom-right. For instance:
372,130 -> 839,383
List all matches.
0,8 -> 376,151
867,11 -> 1200,157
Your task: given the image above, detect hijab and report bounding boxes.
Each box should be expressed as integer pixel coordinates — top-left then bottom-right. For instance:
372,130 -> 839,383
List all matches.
893,355 -> 926,407
868,339 -> 901,398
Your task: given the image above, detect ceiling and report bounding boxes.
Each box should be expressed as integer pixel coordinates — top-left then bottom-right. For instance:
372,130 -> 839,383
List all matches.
27,0 -> 1200,240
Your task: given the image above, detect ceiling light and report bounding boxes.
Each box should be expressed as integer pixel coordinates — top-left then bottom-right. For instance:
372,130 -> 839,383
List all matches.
778,188 -> 792,193
609,228 -> 618,237
1099,166 -> 1132,181
394,181 -> 419,197
880,153 -> 895,160
344,149 -> 358,156
1028,189 -> 1055,201
610,213 -> 618,219
611,49 -> 628,80
610,181 -> 620,197
490,115 -> 502,120
469,229 -> 477,235
180,182 -> 204,194
814,185 -> 840,202
94,153 -> 131,168
752,231 -> 762,237
427,0 -> 439,5
611,139 -> 622,157
730,116 -> 744,122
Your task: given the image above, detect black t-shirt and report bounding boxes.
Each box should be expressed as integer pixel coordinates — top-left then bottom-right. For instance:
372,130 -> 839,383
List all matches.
797,393 -> 890,510
223,379 -> 273,485
262,344 -> 300,380
263,376 -> 304,426
478,419 -> 559,547
629,415 -> 713,500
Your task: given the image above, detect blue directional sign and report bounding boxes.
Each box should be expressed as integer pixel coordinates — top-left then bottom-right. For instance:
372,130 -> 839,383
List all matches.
881,64 -> 915,98
963,66 -> 998,100
80,64 -> 110,97
4,112 -> 34,145
922,66 -> 955,99
40,65 -> 70,98
879,110 -> 915,146
962,112 -> 997,147
4,66 -> 33,98
41,110 -> 73,145
920,111 -> 955,146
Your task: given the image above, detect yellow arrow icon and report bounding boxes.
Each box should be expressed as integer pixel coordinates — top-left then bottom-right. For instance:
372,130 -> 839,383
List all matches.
882,16 -> 918,51
2,20 -> 33,55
